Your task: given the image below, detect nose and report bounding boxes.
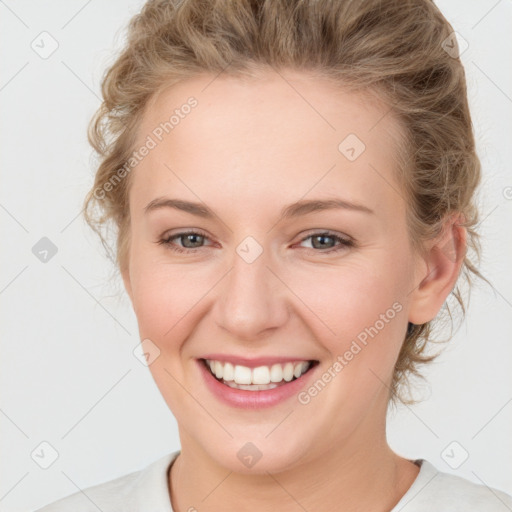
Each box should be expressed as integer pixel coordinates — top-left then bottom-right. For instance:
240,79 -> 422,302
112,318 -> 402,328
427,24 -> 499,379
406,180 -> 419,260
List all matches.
212,245 -> 289,340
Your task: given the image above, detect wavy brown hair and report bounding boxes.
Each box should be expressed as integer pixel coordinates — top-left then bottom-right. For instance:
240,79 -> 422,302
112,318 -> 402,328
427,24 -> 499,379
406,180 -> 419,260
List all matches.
83,0 -> 490,403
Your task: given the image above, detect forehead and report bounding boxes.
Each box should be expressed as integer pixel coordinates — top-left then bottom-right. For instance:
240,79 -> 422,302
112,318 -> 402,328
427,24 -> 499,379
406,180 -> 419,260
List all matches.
130,69 -> 405,221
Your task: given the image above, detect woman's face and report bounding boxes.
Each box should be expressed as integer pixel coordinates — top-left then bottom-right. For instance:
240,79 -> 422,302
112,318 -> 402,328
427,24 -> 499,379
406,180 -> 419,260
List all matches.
122,69 -> 428,472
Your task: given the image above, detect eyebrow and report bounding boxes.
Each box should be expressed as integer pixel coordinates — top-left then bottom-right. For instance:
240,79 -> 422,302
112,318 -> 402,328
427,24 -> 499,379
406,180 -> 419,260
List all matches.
144,197 -> 375,219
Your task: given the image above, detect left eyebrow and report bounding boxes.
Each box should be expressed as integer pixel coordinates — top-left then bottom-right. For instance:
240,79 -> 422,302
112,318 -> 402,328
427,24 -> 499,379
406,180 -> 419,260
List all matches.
279,198 -> 375,219
143,197 -> 375,219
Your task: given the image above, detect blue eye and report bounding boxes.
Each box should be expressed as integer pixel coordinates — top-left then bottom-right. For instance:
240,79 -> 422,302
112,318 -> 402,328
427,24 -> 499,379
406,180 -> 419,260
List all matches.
158,230 -> 354,254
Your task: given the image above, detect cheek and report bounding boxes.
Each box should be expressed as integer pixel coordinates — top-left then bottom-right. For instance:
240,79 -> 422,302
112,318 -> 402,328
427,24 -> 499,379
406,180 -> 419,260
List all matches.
130,261 -> 210,339
128,242 -> 225,369
288,254 -> 410,377
128,257 -> 217,409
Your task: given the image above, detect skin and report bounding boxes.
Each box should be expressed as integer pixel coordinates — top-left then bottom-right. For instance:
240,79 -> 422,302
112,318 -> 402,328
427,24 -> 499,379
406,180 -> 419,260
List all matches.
121,68 -> 466,512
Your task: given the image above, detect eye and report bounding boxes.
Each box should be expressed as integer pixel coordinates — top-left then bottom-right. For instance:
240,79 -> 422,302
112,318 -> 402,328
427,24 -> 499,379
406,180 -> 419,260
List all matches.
158,229 -> 213,253
157,229 -> 355,255
297,231 -> 354,253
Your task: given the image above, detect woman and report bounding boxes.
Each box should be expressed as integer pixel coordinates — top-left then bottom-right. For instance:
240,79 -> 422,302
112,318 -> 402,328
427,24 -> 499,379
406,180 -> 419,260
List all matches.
35,0 -> 512,510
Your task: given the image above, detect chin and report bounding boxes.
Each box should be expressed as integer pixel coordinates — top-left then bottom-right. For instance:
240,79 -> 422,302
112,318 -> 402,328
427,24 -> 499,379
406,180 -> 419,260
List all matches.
199,435 -> 314,475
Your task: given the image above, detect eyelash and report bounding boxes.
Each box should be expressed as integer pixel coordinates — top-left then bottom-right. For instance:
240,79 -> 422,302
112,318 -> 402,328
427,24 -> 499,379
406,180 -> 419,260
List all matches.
157,229 -> 355,254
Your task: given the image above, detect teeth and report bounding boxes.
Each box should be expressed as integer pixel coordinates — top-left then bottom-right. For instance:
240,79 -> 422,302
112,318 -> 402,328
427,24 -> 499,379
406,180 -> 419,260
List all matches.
270,364 -> 284,383
283,362 -> 294,382
293,363 -> 304,378
224,381 -> 279,391
234,365 -> 252,384
214,360 -> 224,379
205,359 -> 312,386
252,365 -> 270,384
222,362 -> 234,381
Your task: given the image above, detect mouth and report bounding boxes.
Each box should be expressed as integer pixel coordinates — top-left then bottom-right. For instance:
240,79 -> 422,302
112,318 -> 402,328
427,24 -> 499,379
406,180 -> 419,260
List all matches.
199,358 -> 320,391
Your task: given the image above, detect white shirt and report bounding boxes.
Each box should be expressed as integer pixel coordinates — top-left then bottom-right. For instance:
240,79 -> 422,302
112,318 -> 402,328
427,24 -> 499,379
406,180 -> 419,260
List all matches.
34,450 -> 512,511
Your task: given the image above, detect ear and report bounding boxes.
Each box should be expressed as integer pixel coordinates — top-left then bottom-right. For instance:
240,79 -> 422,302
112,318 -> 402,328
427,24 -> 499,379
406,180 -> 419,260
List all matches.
408,213 -> 467,325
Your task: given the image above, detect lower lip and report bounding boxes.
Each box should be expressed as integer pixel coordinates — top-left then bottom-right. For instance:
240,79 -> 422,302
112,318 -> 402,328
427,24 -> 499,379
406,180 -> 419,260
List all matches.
197,359 -> 318,409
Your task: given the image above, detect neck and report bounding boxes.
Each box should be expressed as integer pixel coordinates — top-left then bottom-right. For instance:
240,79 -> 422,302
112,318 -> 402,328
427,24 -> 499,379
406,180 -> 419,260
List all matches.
168,419 -> 419,512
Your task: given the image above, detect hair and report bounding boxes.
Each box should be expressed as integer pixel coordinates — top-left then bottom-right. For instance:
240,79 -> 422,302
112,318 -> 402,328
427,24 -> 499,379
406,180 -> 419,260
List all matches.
83,0 -> 491,403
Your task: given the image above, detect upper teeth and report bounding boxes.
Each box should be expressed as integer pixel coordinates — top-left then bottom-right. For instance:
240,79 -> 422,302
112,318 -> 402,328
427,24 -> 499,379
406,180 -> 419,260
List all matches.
205,360 -> 311,385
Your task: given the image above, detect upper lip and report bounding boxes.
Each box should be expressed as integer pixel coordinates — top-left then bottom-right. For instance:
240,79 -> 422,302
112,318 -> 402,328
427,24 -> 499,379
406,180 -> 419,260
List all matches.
199,354 -> 318,368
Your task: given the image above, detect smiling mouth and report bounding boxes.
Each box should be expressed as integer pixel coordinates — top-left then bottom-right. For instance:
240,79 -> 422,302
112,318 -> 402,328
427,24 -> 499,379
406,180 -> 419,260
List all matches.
200,358 -> 320,391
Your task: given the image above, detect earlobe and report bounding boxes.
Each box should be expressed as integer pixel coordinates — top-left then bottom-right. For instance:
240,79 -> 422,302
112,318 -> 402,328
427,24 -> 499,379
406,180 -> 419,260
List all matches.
408,214 -> 467,325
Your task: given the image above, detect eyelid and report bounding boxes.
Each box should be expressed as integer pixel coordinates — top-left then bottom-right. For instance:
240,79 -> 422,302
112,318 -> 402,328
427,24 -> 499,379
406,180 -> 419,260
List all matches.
168,228 -> 210,239
297,228 -> 353,244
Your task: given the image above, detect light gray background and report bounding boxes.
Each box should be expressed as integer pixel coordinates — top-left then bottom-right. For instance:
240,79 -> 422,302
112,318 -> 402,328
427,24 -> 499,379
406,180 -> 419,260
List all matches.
1,1 -> 511,511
